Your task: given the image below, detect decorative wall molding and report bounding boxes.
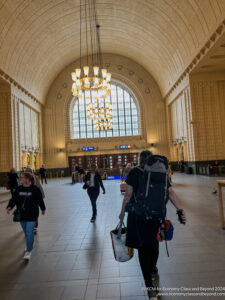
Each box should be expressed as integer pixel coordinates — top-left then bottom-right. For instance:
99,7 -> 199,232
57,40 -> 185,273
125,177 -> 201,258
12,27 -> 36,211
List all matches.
0,68 -> 42,105
165,19 -> 225,100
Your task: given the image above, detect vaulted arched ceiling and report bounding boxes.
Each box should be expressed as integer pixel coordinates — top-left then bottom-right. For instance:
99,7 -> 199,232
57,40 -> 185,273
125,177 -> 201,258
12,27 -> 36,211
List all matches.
0,0 -> 225,102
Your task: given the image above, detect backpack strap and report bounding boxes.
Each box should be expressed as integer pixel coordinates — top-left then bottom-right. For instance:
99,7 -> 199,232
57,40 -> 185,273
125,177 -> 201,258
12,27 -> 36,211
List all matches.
145,171 -> 151,198
136,166 -> 144,172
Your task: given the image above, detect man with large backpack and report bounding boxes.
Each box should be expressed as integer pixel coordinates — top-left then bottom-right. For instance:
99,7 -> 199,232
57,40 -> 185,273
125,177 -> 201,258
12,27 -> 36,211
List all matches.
119,150 -> 186,300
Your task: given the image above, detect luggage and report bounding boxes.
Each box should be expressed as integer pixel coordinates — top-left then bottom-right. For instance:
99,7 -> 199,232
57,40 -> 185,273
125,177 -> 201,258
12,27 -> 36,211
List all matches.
110,221 -> 133,262
125,155 -> 169,220
120,183 -> 127,194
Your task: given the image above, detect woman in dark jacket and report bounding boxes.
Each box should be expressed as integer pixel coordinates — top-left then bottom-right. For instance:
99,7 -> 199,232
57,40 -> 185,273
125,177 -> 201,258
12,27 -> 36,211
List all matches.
84,164 -> 105,222
6,172 -> 46,260
7,168 -> 19,196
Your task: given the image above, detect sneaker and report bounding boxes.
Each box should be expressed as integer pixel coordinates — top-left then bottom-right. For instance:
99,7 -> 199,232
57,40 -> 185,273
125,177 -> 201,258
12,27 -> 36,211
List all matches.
90,216 -> 96,223
24,251 -> 32,260
148,290 -> 158,300
151,268 -> 159,287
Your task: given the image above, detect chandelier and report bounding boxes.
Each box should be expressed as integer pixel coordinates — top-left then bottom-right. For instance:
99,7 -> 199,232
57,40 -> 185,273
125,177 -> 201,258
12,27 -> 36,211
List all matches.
71,0 -> 112,130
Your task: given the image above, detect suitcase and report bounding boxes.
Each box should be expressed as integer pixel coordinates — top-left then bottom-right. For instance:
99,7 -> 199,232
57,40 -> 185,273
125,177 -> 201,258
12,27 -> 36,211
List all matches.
120,183 -> 127,194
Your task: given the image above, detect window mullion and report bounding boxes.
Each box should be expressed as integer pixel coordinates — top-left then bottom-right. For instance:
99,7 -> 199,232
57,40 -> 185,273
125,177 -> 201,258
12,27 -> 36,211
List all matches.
77,98 -> 81,139
130,95 -> 133,136
84,91 -> 87,138
110,90 -> 114,136
123,89 -> 126,135
116,85 -> 120,136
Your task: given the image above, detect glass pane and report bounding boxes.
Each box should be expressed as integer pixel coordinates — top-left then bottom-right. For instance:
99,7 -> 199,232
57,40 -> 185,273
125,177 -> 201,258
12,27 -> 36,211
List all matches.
125,101 -> 130,108
73,84 -> 140,139
100,131 -> 106,137
80,132 -> 86,138
107,131 -> 112,137
125,116 -> 131,123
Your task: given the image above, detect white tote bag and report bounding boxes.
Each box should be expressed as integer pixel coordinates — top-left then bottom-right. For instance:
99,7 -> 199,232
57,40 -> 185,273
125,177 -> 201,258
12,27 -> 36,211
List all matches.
110,221 -> 133,262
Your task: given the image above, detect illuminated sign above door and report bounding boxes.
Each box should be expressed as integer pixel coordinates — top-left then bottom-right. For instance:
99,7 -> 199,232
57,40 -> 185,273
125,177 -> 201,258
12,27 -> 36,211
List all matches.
82,147 -> 95,151
119,145 -> 131,149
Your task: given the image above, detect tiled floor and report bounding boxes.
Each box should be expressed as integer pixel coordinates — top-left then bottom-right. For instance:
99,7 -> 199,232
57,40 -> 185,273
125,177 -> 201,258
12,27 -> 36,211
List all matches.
0,173 -> 225,300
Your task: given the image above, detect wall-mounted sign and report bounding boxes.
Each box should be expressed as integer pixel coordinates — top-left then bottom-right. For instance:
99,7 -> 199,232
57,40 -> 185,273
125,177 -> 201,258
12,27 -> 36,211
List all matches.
82,147 -> 95,151
119,145 -> 131,149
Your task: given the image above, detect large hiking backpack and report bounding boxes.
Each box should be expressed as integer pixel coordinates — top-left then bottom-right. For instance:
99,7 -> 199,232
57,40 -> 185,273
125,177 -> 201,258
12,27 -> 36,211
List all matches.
125,155 -> 169,220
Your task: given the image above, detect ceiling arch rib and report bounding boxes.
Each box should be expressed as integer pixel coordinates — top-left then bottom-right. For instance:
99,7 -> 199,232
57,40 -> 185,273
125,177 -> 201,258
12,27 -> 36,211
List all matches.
0,0 -> 225,102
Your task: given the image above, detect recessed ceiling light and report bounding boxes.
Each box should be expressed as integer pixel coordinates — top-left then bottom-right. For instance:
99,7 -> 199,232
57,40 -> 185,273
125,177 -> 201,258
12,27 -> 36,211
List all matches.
210,55 -> 225,59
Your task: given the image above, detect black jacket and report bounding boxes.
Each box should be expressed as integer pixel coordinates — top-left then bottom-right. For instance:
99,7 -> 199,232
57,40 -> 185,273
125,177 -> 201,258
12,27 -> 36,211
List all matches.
7,184 -> 46,221
84,171 -> 105,192
7,173 -> 18,189
39,168 -> 46,176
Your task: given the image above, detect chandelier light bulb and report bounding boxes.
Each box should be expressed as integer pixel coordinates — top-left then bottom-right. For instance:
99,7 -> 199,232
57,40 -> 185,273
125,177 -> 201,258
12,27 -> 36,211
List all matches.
101,69 -> 107,78
86,90 -> 90,100
84,78 -> 90,88
76,79 -> 81,88
93,66 -> 99,76
94,77 -> 99,88
78,90 -> 83,99
75,68 -> 81,78
83,66 -> 89,76
102,80 -> 107,88
106,73 -> 111,81
72,72 -> 77,81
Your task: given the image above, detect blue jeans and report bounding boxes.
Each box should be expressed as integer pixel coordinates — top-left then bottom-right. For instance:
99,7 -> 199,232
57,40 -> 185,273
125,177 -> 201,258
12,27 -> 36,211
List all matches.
20,221 -> 36,252
87,187 -> 100,217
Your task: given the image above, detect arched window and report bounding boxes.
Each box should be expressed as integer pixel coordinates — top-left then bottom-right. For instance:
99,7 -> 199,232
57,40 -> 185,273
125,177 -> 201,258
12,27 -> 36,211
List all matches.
72,83 -> 139,139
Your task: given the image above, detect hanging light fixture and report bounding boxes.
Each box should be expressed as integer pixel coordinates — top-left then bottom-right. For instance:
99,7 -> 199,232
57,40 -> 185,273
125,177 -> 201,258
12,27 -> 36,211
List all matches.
71,0 -> 112,130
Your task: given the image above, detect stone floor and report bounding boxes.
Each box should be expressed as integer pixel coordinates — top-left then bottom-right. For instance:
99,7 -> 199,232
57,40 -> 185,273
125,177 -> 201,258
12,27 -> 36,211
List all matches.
0,173 -> 225,300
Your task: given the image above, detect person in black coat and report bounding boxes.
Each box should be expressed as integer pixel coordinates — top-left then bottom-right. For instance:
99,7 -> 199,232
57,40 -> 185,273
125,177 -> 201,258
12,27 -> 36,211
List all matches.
7,168 -> 19,196
39,164 -> 47,184
84,164 -> 105,222
6,172 -> 46,260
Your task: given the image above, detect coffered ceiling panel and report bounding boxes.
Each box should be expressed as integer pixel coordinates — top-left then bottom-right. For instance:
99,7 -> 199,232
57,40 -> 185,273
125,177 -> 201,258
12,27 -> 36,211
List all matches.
0,0 -> 225,102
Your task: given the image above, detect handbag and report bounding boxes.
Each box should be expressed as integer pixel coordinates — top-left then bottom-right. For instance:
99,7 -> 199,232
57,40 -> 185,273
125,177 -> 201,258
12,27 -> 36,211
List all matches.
12,195 -> 27,222
13,209 -> 21,222
157,220 -> 174,242
110,221 -> 133,262
157,219 -> 174,257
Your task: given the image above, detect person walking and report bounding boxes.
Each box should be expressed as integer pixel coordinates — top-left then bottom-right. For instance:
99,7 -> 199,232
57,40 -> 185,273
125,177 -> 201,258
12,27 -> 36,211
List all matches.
7,168 -> 19,196
39,164 -> 47,184
119,150 -> 186,300
84,164 -> 106,222
25,167 -> 45,233
6,172 -> 46,260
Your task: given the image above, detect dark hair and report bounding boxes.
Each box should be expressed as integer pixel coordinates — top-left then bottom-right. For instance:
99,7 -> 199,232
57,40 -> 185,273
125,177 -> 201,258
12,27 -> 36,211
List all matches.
139,150 -> 152,167
21,172 -> 35,184
91,163 -> 96,168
